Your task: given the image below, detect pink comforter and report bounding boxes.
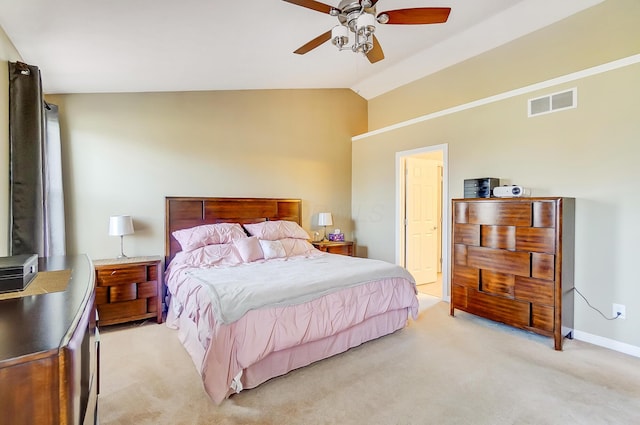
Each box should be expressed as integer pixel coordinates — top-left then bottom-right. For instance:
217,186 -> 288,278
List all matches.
166,253 -> 418,404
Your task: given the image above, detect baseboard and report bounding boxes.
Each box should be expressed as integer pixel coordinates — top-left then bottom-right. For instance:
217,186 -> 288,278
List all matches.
573,330 -> 640,358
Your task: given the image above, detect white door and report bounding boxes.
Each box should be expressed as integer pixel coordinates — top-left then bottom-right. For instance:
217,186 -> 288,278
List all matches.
405,157 -> 439,284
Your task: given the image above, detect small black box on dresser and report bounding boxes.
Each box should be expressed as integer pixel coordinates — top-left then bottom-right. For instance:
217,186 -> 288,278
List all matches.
464,177 -> 500,198
0,254 -> 38,293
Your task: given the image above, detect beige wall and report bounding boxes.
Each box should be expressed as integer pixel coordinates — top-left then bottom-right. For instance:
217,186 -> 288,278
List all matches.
368,0 -> 640,130
46,89 -> 366,261
352,0 -> 640,349
0,27 -> 22,256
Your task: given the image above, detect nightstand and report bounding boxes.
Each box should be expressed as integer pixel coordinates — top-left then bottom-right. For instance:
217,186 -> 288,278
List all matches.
93,256 -> 163,326
312,240 -> 354,257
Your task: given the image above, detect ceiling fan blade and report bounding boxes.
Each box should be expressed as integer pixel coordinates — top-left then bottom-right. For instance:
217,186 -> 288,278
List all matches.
294,30 -> 332,55
380,7 -> 451,25
282,0 -> 335,15
366,35 -> 384,64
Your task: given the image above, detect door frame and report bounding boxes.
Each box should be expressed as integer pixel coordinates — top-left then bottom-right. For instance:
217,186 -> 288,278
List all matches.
395,144 -> 450,302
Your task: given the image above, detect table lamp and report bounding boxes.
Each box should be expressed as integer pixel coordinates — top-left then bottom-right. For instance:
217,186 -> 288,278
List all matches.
109,215 -> 134,258
317,212 -> 333,241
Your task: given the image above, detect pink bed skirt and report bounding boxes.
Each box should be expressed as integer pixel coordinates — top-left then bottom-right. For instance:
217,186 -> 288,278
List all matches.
169,301 -> 410,403
239,308 -> 409,392
166,276 -> 418,404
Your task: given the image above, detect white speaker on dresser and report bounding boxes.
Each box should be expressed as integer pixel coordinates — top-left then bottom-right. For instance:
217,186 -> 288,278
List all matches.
493,185 -> 530,198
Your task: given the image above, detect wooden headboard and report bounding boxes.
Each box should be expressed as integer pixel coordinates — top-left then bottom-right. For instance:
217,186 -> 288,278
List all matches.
165,197 -> 302,264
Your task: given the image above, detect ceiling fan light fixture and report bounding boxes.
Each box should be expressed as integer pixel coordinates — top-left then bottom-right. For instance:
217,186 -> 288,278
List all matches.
356,13 -> 376,36
331,25 -> 349,48
284,0 -> 451,64
351,12 -> 375,54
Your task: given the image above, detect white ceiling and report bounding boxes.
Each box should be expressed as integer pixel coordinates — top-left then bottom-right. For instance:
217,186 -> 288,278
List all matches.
0,0 -> 602,99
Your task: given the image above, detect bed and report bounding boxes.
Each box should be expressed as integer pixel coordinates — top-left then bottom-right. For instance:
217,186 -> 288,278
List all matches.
164,196 -> 419,404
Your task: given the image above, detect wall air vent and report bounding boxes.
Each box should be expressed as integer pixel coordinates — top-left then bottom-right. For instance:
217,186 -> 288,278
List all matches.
528,88 -> 577,117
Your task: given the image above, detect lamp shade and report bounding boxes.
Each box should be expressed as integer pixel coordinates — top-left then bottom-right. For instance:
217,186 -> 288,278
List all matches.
318,212 -> 333,227
109,215 -> 134,236
331,25 -> 349,47
356,13 -> 376,33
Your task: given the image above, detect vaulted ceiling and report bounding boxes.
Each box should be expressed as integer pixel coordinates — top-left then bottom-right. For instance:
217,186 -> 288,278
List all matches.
0,0 -> 602,99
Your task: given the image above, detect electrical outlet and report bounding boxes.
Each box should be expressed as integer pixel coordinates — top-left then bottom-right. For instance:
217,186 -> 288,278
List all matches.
612,303 -> 626,320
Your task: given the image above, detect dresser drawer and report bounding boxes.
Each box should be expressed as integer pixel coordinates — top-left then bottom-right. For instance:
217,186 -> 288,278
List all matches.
515,276 -> 554,306
96,265 -> 147,286
466,288 -> 531,328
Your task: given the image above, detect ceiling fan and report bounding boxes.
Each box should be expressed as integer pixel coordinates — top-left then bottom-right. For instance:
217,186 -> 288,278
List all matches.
283,0 -> 451,63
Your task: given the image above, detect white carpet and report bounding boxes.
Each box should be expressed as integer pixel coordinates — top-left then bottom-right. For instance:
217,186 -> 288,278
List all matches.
417,292 -> 441,314
99,302 -> 640,424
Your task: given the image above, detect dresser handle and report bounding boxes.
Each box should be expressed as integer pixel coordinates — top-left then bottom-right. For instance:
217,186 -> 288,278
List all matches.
110,270 -> 117,276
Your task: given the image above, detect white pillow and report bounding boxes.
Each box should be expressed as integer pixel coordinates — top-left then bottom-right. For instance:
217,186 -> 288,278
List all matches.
243,220 -> 309,241
233,236 -> 264,263
259,239 -> 286,260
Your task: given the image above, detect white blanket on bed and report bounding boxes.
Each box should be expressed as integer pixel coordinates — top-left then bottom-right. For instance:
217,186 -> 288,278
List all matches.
186,254 -> 415,325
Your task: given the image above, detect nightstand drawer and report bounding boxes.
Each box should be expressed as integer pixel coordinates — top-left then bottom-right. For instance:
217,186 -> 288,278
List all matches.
96,266 -> 147,286
137,281 -> 157,298
96,286 -> 109,305
325,244 -> 352,256
97,299 -> 147,323
109,283 -> 137,302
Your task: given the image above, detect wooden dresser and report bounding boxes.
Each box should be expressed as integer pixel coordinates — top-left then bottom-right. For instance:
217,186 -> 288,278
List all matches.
93,256 -> 163,326
0,255 -> 98,425
450,197 -> 575,350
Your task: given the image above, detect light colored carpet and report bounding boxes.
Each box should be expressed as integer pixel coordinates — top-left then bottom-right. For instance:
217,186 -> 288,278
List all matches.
99,301 -> 640,425
417,292 -> 440,313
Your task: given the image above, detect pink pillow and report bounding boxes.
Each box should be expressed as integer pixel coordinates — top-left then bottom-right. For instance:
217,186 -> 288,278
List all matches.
280,238 -> 317,257
172,223 -> 247,252
176,244 -> 243,267
243,220 -> 309,241
233,236 -> 264,263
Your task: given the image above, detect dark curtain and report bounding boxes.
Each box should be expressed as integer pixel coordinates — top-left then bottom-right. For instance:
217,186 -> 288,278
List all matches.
8,61 -> 65,256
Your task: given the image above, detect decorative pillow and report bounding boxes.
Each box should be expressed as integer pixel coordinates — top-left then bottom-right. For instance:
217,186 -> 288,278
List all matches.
233,236 -> 264,263
172,223 -> 247,252
259,239 -> 286,260
243,220 -> 309,241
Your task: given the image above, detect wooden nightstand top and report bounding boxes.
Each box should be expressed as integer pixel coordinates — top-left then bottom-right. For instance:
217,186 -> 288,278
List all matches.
92,255 -> 162,267
312,240 -> 353,247
312,240 -> 354,256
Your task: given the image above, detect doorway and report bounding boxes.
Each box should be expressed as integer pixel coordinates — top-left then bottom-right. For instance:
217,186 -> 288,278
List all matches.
395,144 -> 449,302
